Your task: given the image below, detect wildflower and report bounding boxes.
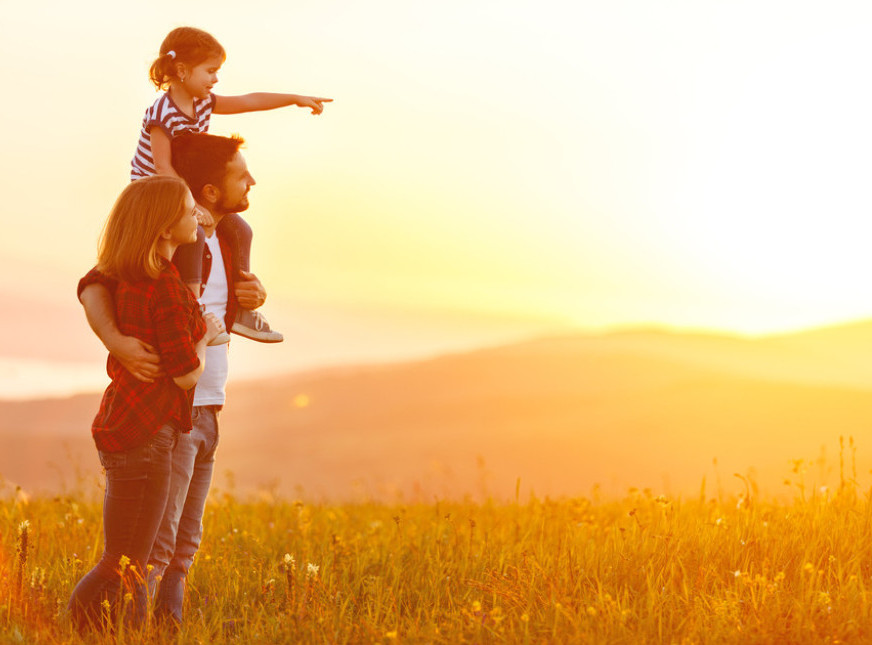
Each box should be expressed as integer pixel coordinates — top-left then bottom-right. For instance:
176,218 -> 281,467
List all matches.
818,591 -> 831,605
284,553 -> 296,569
804,562 -> 815,574
733,570 -> 741,578
472,600 -> 482,613
586,606 -> 597,617
16,519 -> 29,591
119,555 -> 130,573
29,567 -> 46,590
386,631 -> 398,640
306,563 -> 319,579
775,572 -> 785,583
520,613 -> 530,623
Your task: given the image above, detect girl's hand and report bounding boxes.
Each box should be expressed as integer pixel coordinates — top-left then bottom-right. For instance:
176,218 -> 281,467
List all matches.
196,206 -> 215,227
298,96 -> 333,115
202,312 -> 225,343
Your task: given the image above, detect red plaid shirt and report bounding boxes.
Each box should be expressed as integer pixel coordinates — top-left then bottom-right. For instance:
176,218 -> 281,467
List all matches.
79,262 -> 206,452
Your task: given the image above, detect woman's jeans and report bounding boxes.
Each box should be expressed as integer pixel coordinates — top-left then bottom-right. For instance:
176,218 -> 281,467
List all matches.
67,424 -> 177,631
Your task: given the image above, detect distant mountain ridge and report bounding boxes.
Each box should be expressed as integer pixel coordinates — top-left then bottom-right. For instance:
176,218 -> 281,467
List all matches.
4,320 -> 872,500
492,320 -> 872,390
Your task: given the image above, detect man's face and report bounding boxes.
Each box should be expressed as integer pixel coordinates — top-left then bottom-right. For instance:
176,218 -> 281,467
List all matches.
215,152 -> 256,214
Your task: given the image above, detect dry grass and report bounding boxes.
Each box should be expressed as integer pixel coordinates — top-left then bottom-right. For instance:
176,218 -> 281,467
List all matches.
3,441 -> 872,643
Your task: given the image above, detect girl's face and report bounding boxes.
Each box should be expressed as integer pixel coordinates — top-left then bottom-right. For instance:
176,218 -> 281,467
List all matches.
180,55 -> 222,99
168,191 -> 200,246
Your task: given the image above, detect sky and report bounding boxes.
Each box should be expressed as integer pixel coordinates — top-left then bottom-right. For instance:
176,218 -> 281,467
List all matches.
3,0 -> 872,397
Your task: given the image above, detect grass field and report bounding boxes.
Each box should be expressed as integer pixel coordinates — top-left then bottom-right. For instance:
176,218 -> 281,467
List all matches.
3,442 -> 872,643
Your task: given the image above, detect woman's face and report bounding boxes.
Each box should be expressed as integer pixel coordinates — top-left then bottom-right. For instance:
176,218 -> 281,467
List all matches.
168,190 -> 200,246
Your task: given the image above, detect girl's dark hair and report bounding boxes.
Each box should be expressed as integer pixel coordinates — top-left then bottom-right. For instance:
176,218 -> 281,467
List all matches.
172,132 -> 245,199
149,27 -> 226,90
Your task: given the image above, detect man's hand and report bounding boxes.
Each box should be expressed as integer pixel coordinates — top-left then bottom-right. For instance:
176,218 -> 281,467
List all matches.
107,336 -> 163,383
80,282 -> 164,382
234,270 -> 267,310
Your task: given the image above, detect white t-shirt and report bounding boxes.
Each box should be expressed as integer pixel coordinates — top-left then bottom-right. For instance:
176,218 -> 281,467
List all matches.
193,232 -> 230,407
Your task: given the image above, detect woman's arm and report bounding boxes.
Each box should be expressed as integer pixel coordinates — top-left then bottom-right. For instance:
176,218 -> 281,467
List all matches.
172,337 -> 206,390
213,93 -> 332,115
171,312 -> 222,390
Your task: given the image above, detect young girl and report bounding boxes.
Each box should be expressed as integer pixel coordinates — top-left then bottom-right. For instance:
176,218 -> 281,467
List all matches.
68,176 -> 222,632
131,26 -> 331,343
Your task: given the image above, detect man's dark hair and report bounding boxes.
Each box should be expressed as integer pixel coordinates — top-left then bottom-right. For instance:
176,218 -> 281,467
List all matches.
171,133 -> 245,199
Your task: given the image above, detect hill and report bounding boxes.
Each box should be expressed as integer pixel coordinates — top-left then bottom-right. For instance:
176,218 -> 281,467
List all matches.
4,322 -> 872,500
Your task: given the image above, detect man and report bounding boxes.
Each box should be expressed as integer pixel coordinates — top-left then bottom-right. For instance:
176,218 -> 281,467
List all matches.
79,132 -> 265,625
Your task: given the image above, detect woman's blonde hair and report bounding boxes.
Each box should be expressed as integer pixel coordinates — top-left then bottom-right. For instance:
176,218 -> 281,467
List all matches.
97,176 -> 189,282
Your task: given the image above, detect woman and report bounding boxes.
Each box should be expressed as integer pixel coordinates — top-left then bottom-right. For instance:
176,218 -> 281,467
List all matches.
68,175 -> 222,631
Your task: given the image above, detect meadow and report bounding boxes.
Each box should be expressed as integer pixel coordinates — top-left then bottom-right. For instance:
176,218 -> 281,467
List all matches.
3,441 -> 872,644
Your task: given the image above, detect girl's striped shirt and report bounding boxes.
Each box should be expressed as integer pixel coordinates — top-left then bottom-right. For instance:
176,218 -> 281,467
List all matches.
130,92 -> 215,180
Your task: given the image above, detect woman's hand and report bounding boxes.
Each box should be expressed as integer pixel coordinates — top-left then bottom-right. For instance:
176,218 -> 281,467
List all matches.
202,312 -> 225,343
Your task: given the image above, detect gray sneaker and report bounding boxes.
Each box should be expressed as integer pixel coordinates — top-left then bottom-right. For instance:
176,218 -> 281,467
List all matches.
231,309 -> 284,343
207,331 -> 231,346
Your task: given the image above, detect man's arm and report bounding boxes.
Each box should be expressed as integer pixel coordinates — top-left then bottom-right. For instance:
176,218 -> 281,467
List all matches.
80,283 -> 163,383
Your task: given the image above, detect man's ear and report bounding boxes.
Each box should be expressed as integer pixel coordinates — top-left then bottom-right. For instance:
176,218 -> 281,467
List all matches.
201,184 -> 220,206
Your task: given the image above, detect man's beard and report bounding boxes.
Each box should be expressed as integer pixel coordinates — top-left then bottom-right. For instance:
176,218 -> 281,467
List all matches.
215,194 -> 249,215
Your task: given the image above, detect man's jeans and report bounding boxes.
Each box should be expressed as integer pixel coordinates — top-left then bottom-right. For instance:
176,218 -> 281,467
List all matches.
148,406 -> 220,624
67,424 -> 177,631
